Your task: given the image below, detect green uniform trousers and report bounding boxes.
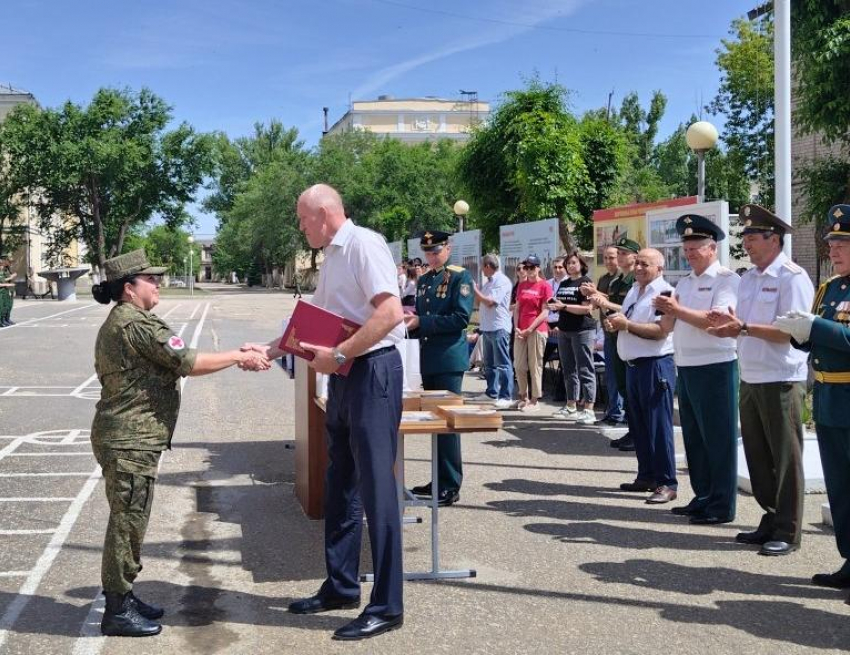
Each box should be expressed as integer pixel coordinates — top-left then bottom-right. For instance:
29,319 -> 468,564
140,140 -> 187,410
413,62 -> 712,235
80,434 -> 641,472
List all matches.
815,424 -> 850,559
677,361 -> 739,521
92,445 -> 161,594
739,381 -> 805,544
0,287 -> 13,322
421,371 -> 464,492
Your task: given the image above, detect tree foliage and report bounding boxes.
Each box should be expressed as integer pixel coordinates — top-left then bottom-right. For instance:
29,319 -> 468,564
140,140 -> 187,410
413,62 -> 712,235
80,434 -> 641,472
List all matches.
0,88 -> 215,267
708,16 -> 774,208
457,80 -> 625,250
791,3 -> 850,237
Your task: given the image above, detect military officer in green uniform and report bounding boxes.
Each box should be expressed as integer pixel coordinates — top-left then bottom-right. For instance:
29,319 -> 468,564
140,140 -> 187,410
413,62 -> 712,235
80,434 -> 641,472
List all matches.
405,230 -> 474,506
589,236 -> 639,451
776,204 -> 850,590
91,249 -> 270,637
0,259 -> 16,327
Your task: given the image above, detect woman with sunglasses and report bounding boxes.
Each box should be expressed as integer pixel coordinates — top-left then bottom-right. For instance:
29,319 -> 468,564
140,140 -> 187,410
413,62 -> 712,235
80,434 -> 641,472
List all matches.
90,249 -> 270,637
513,255 -> 552,411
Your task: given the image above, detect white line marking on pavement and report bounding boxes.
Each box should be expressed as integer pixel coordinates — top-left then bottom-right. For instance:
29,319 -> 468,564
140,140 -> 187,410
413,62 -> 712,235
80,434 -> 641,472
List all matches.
0,472 -> 92,478
71,376 -> 99,398
0,438 -> 25,463
72,595 -> 106,653
0,304 -> 96,331
0,572 -> 31,578
181,302 -> 210,393
72,301 -> 210,655
0,466 -> 101,650
1,387 -> 19,396
159,303 -> 183,320
0,529 -> 57,535
10,452 -> 92,457
0,497 -> 77,502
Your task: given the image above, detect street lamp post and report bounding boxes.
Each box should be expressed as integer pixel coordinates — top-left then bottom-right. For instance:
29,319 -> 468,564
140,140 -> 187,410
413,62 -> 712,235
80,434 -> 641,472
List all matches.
453,200 -> 470,233
686,121 -> 719,203
187,235 -> 194,297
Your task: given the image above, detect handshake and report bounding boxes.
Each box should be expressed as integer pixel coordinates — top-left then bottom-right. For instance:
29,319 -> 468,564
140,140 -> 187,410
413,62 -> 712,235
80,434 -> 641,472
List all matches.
237,342 -> 274,372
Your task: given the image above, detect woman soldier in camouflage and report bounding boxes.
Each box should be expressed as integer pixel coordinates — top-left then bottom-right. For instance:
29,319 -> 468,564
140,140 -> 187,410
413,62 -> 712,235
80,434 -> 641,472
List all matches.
90,249 -> 270,637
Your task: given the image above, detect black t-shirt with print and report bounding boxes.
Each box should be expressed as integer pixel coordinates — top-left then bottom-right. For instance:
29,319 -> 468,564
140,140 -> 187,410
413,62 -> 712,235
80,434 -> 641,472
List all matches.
556,276 -> 596,332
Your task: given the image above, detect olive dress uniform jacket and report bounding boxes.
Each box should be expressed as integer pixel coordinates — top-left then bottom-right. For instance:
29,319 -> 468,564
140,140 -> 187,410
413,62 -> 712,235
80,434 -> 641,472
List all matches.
415,264 -> 474,375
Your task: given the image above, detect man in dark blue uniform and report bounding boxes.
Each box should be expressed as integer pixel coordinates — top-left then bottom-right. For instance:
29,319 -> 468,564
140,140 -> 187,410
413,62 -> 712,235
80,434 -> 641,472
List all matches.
405,230 -> 474,506
776,204 -> 850,590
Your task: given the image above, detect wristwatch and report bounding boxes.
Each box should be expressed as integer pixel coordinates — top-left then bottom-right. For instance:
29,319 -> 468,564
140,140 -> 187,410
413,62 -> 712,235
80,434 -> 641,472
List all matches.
332,347 -> 347,367
739,322 -> 749,337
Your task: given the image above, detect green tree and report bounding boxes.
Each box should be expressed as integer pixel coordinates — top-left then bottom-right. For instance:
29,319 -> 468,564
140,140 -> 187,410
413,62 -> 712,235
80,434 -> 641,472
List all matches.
0,88 -> 215,268
791,3 -> 850,243
457,79 -> 623,250
142,224 -> 198,275
206,121 -> 310,280
708,16 -> 774,208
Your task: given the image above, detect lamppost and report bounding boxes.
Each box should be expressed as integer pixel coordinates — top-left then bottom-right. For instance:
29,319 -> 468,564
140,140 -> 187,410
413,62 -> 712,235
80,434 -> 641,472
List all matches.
686,121 -> 719,203
183,256 -> 187,284
453,199 -> 469,233
187,235 -> 194,297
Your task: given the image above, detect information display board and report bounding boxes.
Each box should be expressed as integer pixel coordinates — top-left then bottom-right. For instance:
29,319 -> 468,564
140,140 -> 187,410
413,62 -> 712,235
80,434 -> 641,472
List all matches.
591,196 -> 698,280
499,218 -> 561,282
448,229 -> 481,283
646,200 -> 730,285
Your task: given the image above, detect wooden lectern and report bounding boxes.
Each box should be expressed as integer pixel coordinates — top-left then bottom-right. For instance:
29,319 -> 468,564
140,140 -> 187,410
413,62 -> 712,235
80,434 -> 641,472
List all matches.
293,357 -> 328,519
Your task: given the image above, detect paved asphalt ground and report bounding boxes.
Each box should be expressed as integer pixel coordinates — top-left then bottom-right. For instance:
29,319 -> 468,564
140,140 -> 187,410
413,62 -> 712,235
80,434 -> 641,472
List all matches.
0,286 -> 848,654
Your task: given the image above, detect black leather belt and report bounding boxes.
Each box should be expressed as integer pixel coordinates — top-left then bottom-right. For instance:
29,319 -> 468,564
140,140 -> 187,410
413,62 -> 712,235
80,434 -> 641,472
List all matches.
625,354 -> 672,367
357,346 -> 396,361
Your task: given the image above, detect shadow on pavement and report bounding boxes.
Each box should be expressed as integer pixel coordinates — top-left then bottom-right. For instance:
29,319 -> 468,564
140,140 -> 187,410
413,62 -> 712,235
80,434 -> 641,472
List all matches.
434,579 -> 850,650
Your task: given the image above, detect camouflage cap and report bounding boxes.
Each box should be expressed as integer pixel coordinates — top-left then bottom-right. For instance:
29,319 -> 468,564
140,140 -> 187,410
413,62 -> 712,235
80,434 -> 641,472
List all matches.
103,249 -> 168,282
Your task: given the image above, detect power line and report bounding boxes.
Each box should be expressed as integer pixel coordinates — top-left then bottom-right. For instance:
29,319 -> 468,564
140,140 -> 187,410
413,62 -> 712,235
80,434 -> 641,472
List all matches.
370,0 -> 725,40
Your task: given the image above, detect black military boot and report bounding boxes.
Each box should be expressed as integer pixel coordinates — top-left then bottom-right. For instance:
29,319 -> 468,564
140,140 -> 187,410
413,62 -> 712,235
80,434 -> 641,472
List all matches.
128,591 -> 165,620
101,592 -> 162,637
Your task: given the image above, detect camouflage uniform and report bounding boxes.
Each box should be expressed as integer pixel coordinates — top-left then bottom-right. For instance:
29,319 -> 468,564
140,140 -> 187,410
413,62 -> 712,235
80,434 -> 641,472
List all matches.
0,264 -> 15,326
91,251 -> 194,594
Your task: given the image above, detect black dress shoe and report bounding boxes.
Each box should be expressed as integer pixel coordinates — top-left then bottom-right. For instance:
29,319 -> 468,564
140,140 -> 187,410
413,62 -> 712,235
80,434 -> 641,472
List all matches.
609,433 -> 631,449
288,594 -> 361,614
618,438 -> 636,452
735,530 -> 771,545
411,482 -> 432,498
811,571 -> 850,589
619,480 -> 655,492
671,504 -> 705,516
333,613 -> 403,640
437,489 -> 460,506
595,417 -> 621,426
689,515 -> 733,525
759,540 -> 798,556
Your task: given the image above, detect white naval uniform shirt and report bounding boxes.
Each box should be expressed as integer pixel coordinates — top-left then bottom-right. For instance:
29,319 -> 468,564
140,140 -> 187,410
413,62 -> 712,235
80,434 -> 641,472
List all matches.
617,275 -> 675,362
312,219 -> 404,352
736,251 -> 814,383
672,260 -> 740,367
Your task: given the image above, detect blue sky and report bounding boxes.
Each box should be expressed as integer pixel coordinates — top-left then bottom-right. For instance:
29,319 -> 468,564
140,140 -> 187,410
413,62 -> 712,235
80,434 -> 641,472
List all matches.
1,0 -> 761,235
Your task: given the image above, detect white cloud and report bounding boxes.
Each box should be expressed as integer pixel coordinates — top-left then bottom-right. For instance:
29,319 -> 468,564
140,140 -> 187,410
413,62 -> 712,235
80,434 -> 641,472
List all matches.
352,0 -> 588,98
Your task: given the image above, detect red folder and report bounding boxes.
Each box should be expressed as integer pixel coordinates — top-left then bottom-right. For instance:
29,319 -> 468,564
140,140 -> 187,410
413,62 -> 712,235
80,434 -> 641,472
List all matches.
279,300 -> 361,376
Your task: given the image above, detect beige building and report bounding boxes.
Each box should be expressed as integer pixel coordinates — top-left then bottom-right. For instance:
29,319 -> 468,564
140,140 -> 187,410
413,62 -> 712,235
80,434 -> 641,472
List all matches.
325,95 -> 489,143
0,84 -> 88,289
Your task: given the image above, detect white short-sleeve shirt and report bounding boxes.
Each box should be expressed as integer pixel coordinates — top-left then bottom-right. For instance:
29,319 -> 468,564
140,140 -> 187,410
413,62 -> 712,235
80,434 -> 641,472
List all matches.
672,260 -> 740,367
736,251 -> 814,383
617,275 -> 675,361
312,219 -> 404,351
